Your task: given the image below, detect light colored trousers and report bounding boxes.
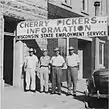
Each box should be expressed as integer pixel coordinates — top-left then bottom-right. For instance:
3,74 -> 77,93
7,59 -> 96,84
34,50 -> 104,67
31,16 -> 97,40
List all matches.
67,66 -> 78,93
40,67 -> 49,92
26,68 -> 36,90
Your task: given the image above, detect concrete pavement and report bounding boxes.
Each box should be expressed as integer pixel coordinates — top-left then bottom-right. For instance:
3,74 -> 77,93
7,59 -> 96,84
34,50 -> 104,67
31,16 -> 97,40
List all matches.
1,79 -> 87,109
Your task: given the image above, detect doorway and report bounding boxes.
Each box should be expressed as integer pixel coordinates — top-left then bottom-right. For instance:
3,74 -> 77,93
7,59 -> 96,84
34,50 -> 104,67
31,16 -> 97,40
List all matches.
78,50 -> 83,79
3,35 -> 14,85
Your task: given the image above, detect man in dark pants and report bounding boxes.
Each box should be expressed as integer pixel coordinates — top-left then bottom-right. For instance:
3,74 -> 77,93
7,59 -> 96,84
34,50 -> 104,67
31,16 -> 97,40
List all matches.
50,48 -> 65,95
66,46 -> 80,97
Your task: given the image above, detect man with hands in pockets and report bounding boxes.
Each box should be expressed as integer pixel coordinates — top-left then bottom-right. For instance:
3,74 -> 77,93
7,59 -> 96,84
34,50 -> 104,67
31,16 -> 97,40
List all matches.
66,46 -> 80,97
39,48 -> 51,93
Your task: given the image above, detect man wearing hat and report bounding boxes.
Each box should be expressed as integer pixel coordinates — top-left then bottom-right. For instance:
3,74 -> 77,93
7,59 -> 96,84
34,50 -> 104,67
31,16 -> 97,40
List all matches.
50,48 -> 65,95
24,48 -> 38,92
39,48 -> 50,93
66,46 -> 80,97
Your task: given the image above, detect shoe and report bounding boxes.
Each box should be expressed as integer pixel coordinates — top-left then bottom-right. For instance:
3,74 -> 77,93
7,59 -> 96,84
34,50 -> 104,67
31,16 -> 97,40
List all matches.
31,90 -> 36,93
25,89 -> 29,92
73,93 -> 76,97
57,92 -> 61,95
66,92 -> 72,96
45,91 -> 48,94
51,92 -> 56,94
40,91 -> 43,93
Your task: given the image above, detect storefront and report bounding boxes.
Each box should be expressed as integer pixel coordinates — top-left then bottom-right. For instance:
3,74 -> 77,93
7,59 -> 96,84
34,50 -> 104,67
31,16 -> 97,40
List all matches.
48,2 -> 109,80
0,0 -> 47,88
0,0 -> 109,89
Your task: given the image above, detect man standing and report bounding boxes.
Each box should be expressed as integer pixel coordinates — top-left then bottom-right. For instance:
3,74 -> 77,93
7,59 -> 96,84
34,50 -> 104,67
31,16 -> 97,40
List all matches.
39,49 -> 50,93
24,48 -> 38,92
50,48 -> 65,95
66,46 -> 80,97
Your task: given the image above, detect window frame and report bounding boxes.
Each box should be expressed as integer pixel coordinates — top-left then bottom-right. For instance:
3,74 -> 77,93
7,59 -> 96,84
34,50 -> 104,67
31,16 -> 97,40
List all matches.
99,40 -> 105,66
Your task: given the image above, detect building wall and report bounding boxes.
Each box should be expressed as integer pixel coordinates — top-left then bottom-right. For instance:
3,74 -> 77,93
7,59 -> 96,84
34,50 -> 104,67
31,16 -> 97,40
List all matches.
88,0 -> 109,16
49,0 -> 87,15
0,0 -> 48,87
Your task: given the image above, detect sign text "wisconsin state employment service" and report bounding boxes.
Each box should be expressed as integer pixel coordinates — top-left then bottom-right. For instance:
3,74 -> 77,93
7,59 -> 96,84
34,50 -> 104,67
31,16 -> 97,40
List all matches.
16,16 -> 108,40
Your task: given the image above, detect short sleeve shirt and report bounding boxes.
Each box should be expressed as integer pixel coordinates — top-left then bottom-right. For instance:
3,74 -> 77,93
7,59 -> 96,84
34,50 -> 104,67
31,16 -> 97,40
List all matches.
66,53 -> 80,67
50,55 -> 65,66
40,56 -> 50,66
25,55 -> 38,69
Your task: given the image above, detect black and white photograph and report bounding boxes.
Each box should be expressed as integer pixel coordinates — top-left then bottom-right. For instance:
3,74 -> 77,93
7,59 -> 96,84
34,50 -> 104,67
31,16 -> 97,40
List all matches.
0,0 -> 109,109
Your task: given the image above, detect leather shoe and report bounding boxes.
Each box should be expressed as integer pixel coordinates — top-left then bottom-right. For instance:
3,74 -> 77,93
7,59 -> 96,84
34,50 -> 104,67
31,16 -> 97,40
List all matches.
25,90 -> 29,92
45,91 -> 48,94
73,93 -> 76,97
31,90 -> 36,93
51,92 -> 56,94
40,91 -> 43,93
66,92 -> 72,96
57,92 -> 61,95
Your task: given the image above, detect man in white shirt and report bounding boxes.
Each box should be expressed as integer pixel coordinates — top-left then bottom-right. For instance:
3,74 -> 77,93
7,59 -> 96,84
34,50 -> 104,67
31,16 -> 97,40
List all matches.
66,46 -> 80,97
50,48 -> 65,95
39,49 -> 50,93
24,48 -> 38,92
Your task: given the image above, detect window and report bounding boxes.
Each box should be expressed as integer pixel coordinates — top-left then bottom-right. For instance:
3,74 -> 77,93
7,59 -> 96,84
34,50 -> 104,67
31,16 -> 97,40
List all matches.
58,38 -> 67,58
62,0 -> 72,8
82,0 -> 85,11
81,0 -> 88,13
99,41 -> 105,66
64,0 -> 71,5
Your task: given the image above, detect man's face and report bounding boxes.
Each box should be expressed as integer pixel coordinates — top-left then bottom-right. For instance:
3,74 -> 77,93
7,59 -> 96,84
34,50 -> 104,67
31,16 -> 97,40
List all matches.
69,49 -> 74,55
43,51 -> 47,56
55,51 -> 59,56
29,51 -> 33,56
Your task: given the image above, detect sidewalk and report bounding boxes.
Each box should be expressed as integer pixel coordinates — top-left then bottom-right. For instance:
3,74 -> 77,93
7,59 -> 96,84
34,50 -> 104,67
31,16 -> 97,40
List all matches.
1,79 -> 87,109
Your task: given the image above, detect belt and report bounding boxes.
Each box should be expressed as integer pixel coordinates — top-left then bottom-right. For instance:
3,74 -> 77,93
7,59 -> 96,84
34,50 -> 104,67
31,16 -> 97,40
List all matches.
68,66 -> 78,68
40,65 -> 48,68
52,66 -> 62,68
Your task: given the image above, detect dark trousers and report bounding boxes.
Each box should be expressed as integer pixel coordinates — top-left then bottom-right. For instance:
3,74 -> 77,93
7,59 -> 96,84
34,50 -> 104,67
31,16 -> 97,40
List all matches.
52,67 -> 62,92
67,66 -> 78,93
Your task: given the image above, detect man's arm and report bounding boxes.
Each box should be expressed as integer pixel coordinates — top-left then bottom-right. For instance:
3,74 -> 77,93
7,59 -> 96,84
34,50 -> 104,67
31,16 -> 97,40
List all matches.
49,57 -> 53,66
24,58 -> 28,71
77,55 -> 80,70
35,57 -> 39,72
61,56 -> 66,68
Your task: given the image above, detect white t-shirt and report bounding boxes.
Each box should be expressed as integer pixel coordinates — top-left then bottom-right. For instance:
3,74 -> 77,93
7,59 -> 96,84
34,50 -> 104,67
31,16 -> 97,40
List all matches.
25,55 -> 38,70
66,53 -> 80,67
50,55 -> 65,66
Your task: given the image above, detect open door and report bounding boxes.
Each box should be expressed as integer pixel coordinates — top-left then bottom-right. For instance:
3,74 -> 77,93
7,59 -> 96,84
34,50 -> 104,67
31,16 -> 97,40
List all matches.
3,35 -> 14,85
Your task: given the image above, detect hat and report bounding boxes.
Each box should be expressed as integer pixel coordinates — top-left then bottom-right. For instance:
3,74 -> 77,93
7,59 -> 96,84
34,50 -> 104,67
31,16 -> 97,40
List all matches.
42,48 -> 48,52
54,48 -> 59,52
69,46 -> 74,50
29,48 -> 34,52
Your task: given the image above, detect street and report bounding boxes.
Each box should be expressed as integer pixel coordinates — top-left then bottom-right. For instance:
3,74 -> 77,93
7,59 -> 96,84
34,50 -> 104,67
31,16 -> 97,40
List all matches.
1,79 -> 108,109
2,80 -> 87,109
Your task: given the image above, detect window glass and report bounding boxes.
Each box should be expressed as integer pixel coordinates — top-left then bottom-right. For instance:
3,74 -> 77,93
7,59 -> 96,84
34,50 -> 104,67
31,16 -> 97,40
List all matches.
58,38 -> 67,58
65,0 -> 71,5
99,42 -> 104,65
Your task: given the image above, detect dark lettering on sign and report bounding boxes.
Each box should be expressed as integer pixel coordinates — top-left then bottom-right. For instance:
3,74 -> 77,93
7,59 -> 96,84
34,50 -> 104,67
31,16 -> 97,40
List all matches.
56,32 -> 85,37
56,17 -> 97,26
87,31 -> 107,36
41,34 -> 53,38
91,17 -> 97,24
16,34 -> 39,40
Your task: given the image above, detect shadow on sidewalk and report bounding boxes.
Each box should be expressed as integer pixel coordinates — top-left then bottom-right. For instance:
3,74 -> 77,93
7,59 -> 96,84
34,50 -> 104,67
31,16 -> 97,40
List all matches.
74,95 -> 108,109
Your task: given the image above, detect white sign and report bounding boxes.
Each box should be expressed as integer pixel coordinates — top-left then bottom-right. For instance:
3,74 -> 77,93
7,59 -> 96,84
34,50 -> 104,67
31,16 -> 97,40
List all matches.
16,16 -> 108,40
